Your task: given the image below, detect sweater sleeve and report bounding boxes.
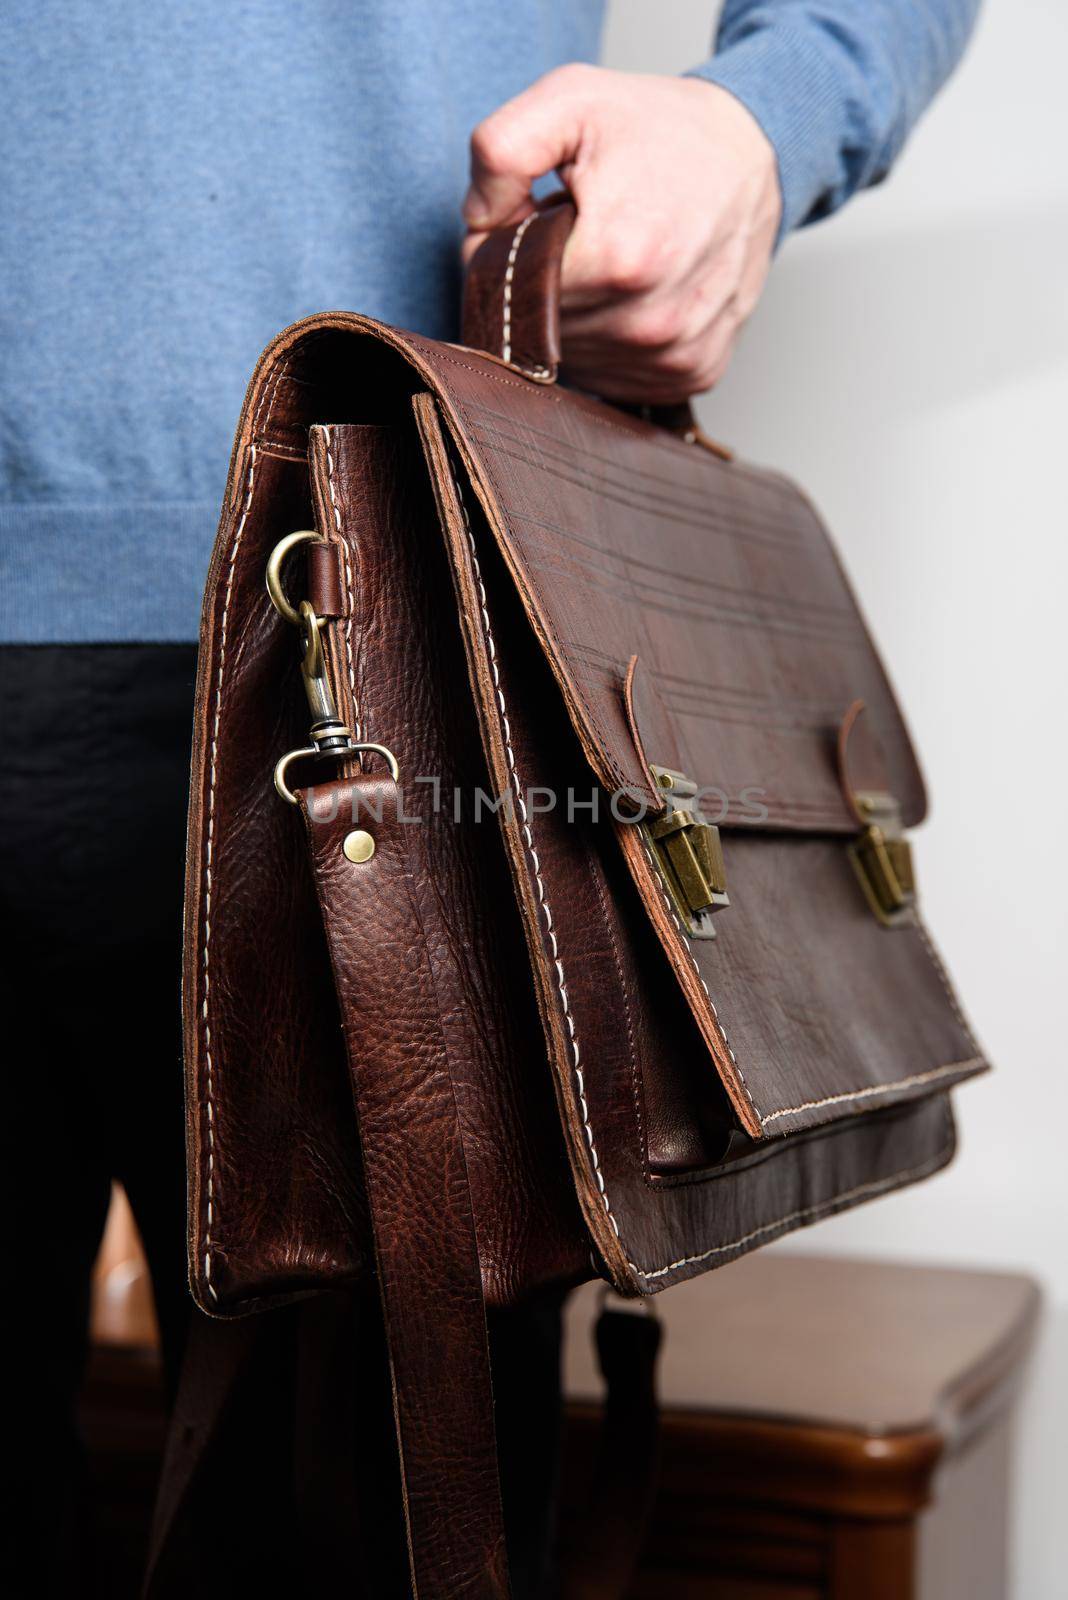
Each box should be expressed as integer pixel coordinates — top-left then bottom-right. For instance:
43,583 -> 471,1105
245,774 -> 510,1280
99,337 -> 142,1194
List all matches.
687,0 -> 980,236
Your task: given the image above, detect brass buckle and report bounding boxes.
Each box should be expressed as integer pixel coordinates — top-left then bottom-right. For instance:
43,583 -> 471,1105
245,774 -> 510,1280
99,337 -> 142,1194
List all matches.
266,532 -> 399,804
848,792 -> 916,927
641,766 -> 728,941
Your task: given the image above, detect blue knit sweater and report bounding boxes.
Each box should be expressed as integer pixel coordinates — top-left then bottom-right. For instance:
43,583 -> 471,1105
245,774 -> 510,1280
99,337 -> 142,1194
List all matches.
0,1 -> 978,642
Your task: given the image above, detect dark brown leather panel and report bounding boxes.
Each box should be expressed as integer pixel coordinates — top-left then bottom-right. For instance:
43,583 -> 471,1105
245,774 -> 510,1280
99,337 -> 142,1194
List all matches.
436,378 -> 925,832
175,249 -> 991,1599
414,397 -> 975,1292
184,310 -> 983,1322
301,775 -> 511,1599
307,421 -> 587,1304
183,444 -> 367,1314
668,834 -> 983,1134
208,310 -> 923,837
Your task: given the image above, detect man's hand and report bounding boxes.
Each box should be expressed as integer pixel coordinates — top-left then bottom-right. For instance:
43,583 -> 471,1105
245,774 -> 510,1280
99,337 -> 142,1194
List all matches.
463,66 -> 781,403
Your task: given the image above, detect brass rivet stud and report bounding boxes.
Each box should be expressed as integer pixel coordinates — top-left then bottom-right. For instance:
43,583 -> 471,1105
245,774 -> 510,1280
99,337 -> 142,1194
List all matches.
342,829 -> 375,864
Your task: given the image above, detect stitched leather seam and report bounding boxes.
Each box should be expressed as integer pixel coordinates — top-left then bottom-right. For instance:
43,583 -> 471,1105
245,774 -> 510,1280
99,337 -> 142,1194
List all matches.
244,328 -> 339,459
501,214 -> 551,378
201,443 -> 260,1300
449,400 -> 847,805
450,464 -> 625,1247
640,837 -> 979,1132
500,215 -> 530,361
427,342 -> 751,462
649,1094 -> 924,1190
638,842 -> 759,1125
760,1057 -> 984,1126
254,443 -> 307,462
443,455 -> 638,796
322,427 -> 364,742
203,334 -> 313,1297
446,459 -> 960,1288
633,1107 -> 954,1282
589,854 -> 648,1172
200,333 -> 311,1296
420,345 -> 566,400
450,477 -> 637,796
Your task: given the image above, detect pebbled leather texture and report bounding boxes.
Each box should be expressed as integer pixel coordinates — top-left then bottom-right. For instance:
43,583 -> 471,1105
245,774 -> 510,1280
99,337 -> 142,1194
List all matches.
173,202 -> 998,1598
301,775 -> 511,1599
180,231 -> 992,1592
306,418 -> 587,1306
184,309 -> 986,1319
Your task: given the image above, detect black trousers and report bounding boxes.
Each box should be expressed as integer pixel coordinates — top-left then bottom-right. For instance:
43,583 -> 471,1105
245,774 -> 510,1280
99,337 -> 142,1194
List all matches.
1,644 -> 561,1599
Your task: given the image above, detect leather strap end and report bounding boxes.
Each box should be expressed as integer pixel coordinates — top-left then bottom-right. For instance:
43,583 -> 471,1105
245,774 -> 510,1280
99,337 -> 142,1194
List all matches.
308,538 -> 347,618
837,699 -> 893,824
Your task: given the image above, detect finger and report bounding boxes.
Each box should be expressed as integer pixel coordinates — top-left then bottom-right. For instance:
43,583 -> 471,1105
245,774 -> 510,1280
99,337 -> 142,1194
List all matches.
562,317 -> 740,402
560,195 -> 717,309
463,66 -> 590,230
561,271 -> 733,358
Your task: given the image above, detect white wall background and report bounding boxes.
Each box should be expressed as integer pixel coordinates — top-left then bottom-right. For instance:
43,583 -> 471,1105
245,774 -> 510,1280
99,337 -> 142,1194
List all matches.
602,4 -> 1068,1595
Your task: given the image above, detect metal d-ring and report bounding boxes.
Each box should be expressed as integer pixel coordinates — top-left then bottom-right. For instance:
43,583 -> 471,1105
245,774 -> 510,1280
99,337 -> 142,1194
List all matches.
266,529 -> 325,626
273,741 -> 401,806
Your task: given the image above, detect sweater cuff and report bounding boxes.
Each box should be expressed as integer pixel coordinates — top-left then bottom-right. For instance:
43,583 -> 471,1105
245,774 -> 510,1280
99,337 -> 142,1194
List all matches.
686,25 -> 853,239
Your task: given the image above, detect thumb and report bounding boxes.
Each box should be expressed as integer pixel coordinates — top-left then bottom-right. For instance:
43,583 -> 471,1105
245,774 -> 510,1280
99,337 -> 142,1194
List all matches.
463,68 -> 587,231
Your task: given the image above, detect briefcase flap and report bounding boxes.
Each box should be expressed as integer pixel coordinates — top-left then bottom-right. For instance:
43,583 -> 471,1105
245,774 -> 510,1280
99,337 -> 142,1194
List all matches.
429,362 -> 924,835
403,336 -> 987,1144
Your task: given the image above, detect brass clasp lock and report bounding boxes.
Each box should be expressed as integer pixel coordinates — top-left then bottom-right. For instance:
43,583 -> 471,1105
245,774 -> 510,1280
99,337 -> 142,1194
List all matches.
642,766 -> 729,940
266,531 -> 399,804
848,792 -> 916,927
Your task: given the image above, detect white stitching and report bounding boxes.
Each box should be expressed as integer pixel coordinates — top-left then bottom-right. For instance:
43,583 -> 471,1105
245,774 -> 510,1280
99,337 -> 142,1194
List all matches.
201,442 -> 259,1299
500,214 -> 551,377
199,350 -> 299,1294
449,462 -> 622,1243
633,1119 -> 954,1281
639,841 -> 759,1124
641,840 -> 981,1131
446,465 -> 960,1285
322,426 -> 363,742
760,1057 -> 984,1126
502,214 -> 536,365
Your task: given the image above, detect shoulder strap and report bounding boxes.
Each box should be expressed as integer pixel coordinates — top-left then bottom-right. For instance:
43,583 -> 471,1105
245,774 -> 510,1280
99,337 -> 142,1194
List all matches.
150,767 -> 661,1596
299,773 -> 511,1599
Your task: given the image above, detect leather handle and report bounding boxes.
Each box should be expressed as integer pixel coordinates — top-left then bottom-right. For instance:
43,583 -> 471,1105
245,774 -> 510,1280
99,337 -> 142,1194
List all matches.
461,195 -> 721,452
462,194 -> 576,380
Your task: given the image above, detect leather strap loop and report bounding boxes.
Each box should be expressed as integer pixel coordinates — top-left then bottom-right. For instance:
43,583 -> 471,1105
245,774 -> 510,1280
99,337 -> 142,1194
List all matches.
462,194 -> 575,380
837,699 -> 894,825
308,538 -> 347,618
300,775 -> 511,1599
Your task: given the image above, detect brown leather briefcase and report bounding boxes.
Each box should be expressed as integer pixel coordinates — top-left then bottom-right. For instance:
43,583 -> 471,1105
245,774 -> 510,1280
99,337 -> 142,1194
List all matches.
181,199 -> 987,1595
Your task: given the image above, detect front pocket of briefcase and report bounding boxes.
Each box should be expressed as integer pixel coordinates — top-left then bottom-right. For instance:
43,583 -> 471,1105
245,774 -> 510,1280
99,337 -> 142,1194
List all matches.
414,385 -> 988,1161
